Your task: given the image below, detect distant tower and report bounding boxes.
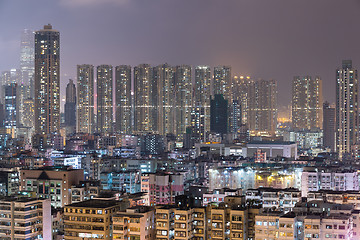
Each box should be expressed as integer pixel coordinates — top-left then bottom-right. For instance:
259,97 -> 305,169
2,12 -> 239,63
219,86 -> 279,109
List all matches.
20,29 -> 35,98
153,64 -> 175,136
34,24 -> 60,135
22,98 -> 34,130
210,94 -> 228,134
115,65 -> 132,134
194,66 -> 211,140
134,64 -> 154,133
247,79 -> 277,134
4,83 -> 17,137
336,60 -> 358,158
77,64 -> 95,134
213,66 -> 231,100
292,76 -> 322,130
97,65 -> 113,134
323,102 -> 335,151
64,79 -> 76,132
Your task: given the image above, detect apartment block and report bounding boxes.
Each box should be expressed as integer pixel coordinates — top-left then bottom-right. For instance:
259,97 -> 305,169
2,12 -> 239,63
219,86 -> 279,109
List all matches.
307,190 -> 360,210
0,169 -> 19,196
141,172 -> 184,206
245,188 -> 301,213
301,168 -> 359,197
20,166 -> 84,207
0,198 -> 52,240
71,180 -> 100,203
100,170 -> 141,194
113,206 -> 155,240
155,206 -> 203,240
64,199 -> 123,239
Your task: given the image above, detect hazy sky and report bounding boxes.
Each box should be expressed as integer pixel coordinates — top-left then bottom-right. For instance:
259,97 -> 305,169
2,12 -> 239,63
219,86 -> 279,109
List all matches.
1,0 -> 360,107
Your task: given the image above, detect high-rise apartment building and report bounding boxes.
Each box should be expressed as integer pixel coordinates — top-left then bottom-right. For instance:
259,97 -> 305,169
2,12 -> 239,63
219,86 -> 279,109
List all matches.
4,83 -> 17,135
153,64 -> 175,135
194,66 -> 211,108
210,94 -> 228,134
213,66 -> 232,100
247,79 -> 278,134
336,60 -> 358,159
292,76 -> 322,130
34,24 -> 60,135
97,65 -> 113,134
194,66 -> 211,140
20,29 -> 35,98
77,64 -> 95,134
323,102 -> 335,151
65,79 -> 76,131
174,65 -> 192,140
134,64 -> 154,133
17,83 -> 31,127
22,98 -> 34,129
232,76 -> 251,127
115,65 -> 132,134
230,99 -> 241,134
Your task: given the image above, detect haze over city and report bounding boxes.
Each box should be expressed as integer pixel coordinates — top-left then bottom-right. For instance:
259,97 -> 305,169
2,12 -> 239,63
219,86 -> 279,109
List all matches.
2,1 -> 360,239
1,0 -> 360,106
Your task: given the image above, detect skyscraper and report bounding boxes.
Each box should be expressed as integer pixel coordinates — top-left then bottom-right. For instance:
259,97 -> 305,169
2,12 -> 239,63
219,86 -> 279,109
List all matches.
77,64 -> 95,134
1,71 -> 11,86
229,99 -> 241,134
336,60 -> 358,159
194,66 -> 211,140
17,83 -> 31,127
134,64 -> 154,133
4,83 -> 17,137
22,98 -> 34,130
97,65 -> 113,134
292,76 -> 322,130
213,66 -> 231,100
174,65 -> 192,140
20,29 -> 35,98
115,65 -> 132,134
34,24 -> 60,135
210,94 -> 228,134
153,64 -> 175,136
323,101 -> 335,151
65,79 -> 76,132
232,76 -> 251,126
247,79 -> 277,134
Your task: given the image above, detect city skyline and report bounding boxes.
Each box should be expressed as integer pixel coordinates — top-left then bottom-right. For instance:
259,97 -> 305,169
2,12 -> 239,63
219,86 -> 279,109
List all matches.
1,0 -> 360,107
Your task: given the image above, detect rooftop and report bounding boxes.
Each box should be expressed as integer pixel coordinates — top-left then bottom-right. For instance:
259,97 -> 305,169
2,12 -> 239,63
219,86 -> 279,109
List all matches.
66,199 -> 121,208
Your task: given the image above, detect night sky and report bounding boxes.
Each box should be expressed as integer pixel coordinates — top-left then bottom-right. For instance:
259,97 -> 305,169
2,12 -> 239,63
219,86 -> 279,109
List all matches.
1,0 -> 360,108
